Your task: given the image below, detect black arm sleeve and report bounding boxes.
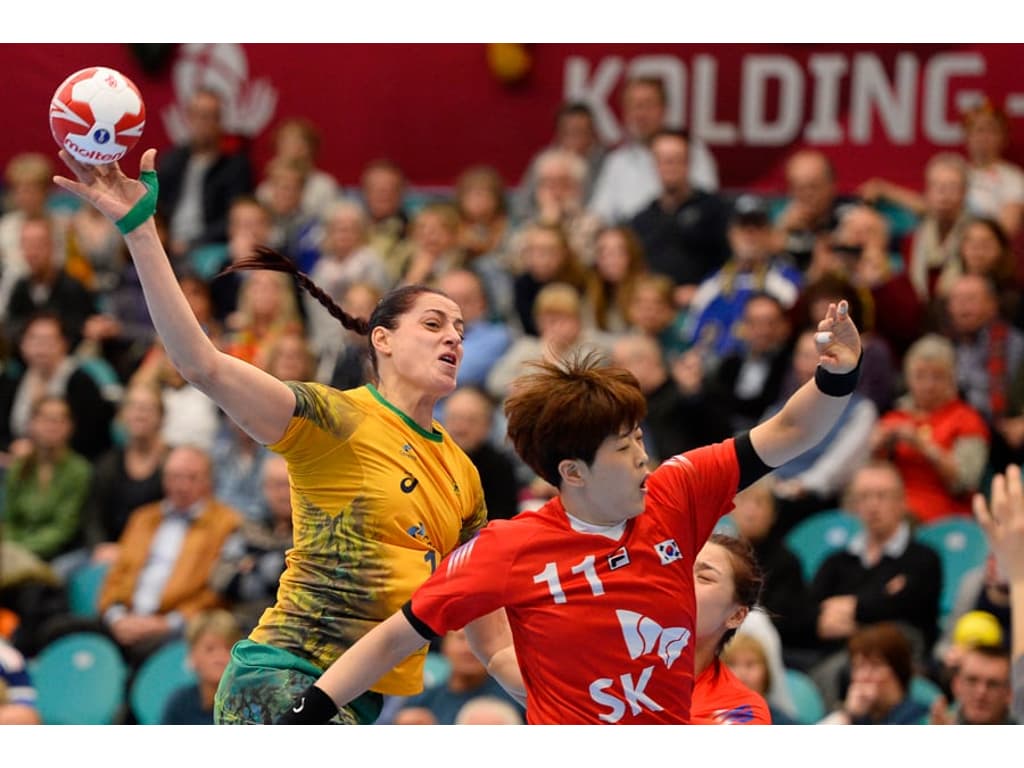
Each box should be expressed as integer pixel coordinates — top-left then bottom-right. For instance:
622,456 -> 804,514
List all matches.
735,431 -> 772,491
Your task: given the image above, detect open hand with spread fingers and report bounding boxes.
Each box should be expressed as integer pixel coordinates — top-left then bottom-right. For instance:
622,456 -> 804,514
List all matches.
53,147 -> 158,227
974,464 -> 1024,584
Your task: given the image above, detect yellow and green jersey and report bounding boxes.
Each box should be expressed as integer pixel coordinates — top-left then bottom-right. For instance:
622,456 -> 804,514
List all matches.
249,382 -> 487,695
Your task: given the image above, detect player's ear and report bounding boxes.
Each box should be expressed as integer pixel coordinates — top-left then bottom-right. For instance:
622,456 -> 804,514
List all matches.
557,458 -> 586,487
726,605 -> 750,631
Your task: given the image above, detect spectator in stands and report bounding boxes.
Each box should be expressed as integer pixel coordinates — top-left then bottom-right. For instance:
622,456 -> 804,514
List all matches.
394,203 -> 465,288
455,165 -> 511,264
436,269 -> 512,390
932,557 -> 1011,676
943,273 -> 1024,472
0,312 -> 114,463
517,148 -> 604,268
360,158 -> 410,266
687,195 -> 803,363
305,200 -> 391,359
487,283 -> 611,402
262,331 -> 316,384
583,225 -> 647,334
162,609 -> 244,724
0,637 -> 41,724
320,281 -> 380,391
261,157 -> 320,271
590,76 -> 718,224
158,87 -> 254,260
6,215 -> 96,348
205,197 -> 273,322
392,628 -> 523,725
211,455 -> 293,633
1,154 -> 56,321
764,328 -> 878,530
3,395 -> 91,564
441,386 -> 521,521
773,149 -> 856,271
794,461 -> 942,709
210,418 -> 271,524
728,477 -> 808,645
930,643 -> 1016,724
515,101 -> 606,220
256,117 -> 339,222
511,223 -> 588,337
703,293 -> 793,435
629,129 -> 731,310
818,622 -> 930,724
807,204 -> 924,362
946,217 -> 1020,325
871,334 -> 989,523
97,444 -> 242,666
222,269 -> 304,370
454,695 -> 524,725
861,100 -> 1024,241
82,382 -> 169,563
623,273 -> 691,359
610,333 -> 730,464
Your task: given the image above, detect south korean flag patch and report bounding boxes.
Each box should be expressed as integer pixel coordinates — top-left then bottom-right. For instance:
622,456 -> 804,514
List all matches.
654,538 -> 682,565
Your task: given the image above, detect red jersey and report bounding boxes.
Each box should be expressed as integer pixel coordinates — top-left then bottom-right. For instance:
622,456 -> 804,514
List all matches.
409,438 -> 740,724
689,659 -> 772,725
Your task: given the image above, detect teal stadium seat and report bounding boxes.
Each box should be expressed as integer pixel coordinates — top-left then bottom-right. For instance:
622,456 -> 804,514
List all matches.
713,515 -> 738,537
783,667 -> 826,724
422,651 -> 451,689
784,509 -> 863,582
130,639 -> 197,725
915,516 -> 989,624
66,561 -> 111,618
30,632 -> 127,724
909,675 -> 944,709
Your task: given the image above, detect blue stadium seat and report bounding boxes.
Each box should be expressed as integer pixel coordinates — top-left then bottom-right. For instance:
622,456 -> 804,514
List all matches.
784,509 -> 862,582
30,631 -> 126,724
909,675 -> 944,709
130,639 -> 197,725
783,667 -> 826,724
915,516 -> 989,623
422,651 -> 451,689
713,515 -> 738,537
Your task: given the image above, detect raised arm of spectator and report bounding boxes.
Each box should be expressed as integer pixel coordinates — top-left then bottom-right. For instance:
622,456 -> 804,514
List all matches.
53,149 -> 295,445
973,464 -> 1024,720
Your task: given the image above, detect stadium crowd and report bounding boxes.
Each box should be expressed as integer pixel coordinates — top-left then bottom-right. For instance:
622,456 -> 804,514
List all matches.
1,75 -> 1023,725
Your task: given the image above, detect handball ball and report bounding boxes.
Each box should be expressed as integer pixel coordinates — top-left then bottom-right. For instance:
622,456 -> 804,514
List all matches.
49,66 -> 146,165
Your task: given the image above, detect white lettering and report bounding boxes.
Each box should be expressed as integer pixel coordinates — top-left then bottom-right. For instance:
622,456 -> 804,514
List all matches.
621,666 -> 664,716
741,54 -> 804,146
850,53 -> 917,144
693,55 -> 737,144
805,54 -> 848,143
923,52 -> 985,143
570,554 -> 605,596
628,55 -> 686,129
564,56 -> 624,144
588,678 -> 626,724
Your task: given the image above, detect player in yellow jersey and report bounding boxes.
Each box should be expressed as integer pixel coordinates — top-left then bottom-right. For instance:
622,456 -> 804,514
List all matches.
54,148 -> 502,724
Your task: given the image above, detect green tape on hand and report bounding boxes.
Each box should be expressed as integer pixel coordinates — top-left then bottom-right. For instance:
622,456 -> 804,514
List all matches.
115,169 -> 159,235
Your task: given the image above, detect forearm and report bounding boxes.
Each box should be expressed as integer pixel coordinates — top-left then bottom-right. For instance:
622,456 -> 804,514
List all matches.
796,400 -> 876,495
123,221 -> 221,383
751,376 -> 853,468
315,611 -> 428,712
487,646 -> 527,706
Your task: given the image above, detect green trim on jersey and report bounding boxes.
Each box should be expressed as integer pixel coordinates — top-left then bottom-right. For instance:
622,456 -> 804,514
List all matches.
366,383 -> 443,442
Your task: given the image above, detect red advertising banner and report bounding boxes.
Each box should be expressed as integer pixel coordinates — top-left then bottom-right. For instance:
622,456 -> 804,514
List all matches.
3,43 -> 1023,194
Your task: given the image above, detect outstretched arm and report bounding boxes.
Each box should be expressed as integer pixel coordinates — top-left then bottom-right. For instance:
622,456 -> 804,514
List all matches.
750,301 -> 863,468
277,610 -> 429,724
973,464 -> 1024,720
53,149 -> 295,445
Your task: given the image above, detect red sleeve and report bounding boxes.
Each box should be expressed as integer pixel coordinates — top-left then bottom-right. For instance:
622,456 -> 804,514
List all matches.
645,438 -> 740,559
408,520 -> 514,636
690,663 -> 773,725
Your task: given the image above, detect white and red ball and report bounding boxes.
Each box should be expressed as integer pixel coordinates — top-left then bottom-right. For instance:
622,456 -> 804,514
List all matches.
49,66 -> 146,165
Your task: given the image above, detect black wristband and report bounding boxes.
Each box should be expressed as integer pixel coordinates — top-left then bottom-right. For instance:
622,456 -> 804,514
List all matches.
814,352 -> 863,397
275,684 -> 339,725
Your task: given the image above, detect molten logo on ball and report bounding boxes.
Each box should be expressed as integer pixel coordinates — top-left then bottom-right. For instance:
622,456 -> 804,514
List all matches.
49,66 -> 146,165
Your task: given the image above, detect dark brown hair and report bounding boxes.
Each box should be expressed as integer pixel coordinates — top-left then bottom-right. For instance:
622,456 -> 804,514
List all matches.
218,247 -> 448,379
504,350 -> 646,487
708,533 -> 764,654
847,622 -> 914,692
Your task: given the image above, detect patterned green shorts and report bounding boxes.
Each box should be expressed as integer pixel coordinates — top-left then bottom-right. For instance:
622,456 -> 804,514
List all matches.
214,639 -> 382,725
